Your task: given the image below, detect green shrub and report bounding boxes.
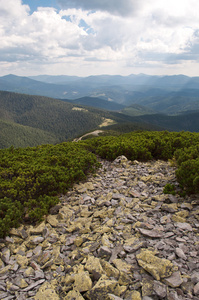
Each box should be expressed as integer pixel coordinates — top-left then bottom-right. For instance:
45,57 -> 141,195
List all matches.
163,183 -> 176,195
176,158 -> 199,194
0,142 -> 100,237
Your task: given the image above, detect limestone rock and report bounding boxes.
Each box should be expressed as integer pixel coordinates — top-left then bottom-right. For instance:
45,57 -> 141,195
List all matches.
86,275 -> 118,300
85,256 -> 104,275
47,215 -> 58,227
65,289 -> 85,299
35,282 -> 59,300
112,259 -> 133,274
136,249 -> 176,280
126,290 -> 142,300
73,271 -> 92,292
100,260 -> 119,279
107,294 -> 123,300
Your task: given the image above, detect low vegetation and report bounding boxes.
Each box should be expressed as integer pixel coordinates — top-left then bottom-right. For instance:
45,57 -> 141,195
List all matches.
0,130 -> 199,237
0,143 -> 100,237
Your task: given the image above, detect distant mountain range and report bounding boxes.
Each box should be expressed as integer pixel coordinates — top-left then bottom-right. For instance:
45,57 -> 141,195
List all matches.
1,74 -> 199,115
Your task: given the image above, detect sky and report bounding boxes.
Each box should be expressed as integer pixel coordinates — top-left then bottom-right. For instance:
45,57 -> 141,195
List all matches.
0,0 -> 199,77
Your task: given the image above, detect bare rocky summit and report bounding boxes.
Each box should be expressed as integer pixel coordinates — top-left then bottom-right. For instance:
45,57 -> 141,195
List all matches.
0,156 -> 199,299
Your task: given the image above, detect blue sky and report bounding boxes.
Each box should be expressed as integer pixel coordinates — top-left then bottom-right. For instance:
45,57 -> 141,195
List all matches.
22,0 -> 60,13
0,0 -> 199,77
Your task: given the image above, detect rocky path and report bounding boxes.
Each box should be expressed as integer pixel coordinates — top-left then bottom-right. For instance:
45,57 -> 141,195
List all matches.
0,156 -> 199,300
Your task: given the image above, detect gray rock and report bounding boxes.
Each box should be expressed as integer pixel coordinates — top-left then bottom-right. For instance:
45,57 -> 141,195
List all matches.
98,246 -> 112,260
163,271 -> 183,288
175,248 -> 187,260
22,279 -> 45,292
139,228 -> 163,238
175,222 -> 193,231
153,280 -> 167,298
191,272 -> 199,284
194,282 -> 199,295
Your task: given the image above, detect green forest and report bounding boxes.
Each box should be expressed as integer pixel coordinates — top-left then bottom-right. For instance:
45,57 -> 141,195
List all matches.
1,90 -> 199,149
0,130 -> 199,238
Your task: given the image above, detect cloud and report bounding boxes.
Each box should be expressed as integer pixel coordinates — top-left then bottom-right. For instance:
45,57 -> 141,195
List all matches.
57,0 -> 141,16
0,0 -> 199,76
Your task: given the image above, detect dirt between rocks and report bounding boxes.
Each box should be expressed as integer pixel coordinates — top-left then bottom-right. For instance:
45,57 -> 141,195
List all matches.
0,155 -> 199,300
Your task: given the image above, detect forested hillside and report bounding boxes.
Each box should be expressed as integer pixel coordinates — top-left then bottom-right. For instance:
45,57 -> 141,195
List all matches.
0,119 -> 57,149
0,91 -> 163,149
65,96 -> 125,111
0,91 -> 108,148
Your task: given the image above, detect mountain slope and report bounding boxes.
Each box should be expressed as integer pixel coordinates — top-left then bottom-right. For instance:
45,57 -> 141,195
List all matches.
129,111 -> 199,132
0,119 -> 57,149
0,91 -> 109,148
0,90 -> 166,148
121,103 -> 157,116
0,74 -> 70,99
65,96 -> 125,111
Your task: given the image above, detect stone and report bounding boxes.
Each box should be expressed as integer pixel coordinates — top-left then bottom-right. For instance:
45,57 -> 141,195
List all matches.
107,294 -> 123,300
1,249 -> 10,264
163,271 -> 183,287
118,271 -> 132,286
47,215 -> 58,227
100,260 -> 119,279
112,259 -> 133,274
66,289 -> 85,299
175,222 -> 193,231
98,246 -> 112,260
161,203 -> 178,213
22,279 -> 45,292
194,282 -> 199,295
86,275 -> 118,300
73,271 -> 92,292
12,277 -> 28,289
191,272 -> 199,284
35,282 -> 59,299
141,278 -> 154,297
30,222 -> 46,235
139,228 -> 163,238
126,290 -> 142,300
85,256 -> 104,275
153,280 -> 167,298
16,255 -> 29,268
136,249 -> 176,280
175,248 -> 187,260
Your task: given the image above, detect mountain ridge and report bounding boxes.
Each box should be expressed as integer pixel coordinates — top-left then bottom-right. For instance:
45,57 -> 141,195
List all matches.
1,74 -> 199,115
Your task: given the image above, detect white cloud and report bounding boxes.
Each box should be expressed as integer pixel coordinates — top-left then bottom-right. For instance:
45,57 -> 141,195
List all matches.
0,0 -> 199,76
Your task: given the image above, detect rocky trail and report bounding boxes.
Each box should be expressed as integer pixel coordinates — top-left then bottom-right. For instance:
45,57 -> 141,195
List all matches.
0,156 -> 199,300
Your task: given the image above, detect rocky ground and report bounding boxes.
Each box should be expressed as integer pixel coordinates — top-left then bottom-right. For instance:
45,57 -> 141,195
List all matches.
0,156 -> 199,300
